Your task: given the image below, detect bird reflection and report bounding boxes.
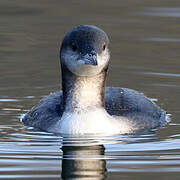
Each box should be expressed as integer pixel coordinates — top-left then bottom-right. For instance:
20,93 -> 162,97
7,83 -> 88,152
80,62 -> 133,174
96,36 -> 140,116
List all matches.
61,145 -> 107,180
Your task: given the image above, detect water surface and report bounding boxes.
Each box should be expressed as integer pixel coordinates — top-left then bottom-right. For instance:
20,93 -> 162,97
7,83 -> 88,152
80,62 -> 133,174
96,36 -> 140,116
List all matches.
0,0 -> 180,179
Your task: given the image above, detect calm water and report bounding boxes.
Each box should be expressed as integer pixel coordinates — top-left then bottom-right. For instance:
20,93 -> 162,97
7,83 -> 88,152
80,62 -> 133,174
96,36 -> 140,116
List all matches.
0,0 -> 180,179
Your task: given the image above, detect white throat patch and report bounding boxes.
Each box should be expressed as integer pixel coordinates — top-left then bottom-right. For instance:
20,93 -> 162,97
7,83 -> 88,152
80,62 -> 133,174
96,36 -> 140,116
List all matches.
61,48 -> 110,77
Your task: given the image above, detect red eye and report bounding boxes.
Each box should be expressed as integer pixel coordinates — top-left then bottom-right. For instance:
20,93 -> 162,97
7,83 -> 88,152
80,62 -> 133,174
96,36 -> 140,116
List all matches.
72,44 -> 77,51
102,44 -> 106,51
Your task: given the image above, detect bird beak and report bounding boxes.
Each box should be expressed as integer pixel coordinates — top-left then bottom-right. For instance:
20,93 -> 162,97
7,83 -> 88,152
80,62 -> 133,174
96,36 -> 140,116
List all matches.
81,53 -> 98,66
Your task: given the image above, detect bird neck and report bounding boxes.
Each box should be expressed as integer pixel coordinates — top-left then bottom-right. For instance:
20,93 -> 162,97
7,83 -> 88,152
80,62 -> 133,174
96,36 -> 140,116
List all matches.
61,66 -> 108,113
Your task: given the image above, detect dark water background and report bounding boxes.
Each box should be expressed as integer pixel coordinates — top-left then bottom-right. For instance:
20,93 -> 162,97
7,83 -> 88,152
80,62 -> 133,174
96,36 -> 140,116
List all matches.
0,0 -> 180,179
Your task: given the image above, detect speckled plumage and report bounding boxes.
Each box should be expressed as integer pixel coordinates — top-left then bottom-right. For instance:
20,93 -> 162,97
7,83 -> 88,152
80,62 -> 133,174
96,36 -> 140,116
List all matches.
22,87 -> 167,134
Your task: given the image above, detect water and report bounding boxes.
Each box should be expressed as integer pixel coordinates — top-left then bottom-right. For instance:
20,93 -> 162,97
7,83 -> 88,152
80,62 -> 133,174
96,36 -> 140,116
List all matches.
0,0 -> 180,179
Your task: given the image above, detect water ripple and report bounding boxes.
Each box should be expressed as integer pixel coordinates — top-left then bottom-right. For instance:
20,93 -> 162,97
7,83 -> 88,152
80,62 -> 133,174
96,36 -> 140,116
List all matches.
0,99 -> 20,102
143,37 -> 180,43
143,7 -> 180,17
143,72 -> 180,77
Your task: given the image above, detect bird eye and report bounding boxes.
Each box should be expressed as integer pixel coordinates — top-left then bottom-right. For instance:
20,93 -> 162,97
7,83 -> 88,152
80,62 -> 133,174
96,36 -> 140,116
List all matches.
102,44 -> 106,51
71,44 -> 77,51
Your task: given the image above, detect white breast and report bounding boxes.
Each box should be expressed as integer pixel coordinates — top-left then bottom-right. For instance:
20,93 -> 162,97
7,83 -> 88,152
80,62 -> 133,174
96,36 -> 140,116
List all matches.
51,108 -> 134,135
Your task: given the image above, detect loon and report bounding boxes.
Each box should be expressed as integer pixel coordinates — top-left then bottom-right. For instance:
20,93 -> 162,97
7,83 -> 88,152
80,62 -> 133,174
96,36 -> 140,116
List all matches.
22,25 -> 169,135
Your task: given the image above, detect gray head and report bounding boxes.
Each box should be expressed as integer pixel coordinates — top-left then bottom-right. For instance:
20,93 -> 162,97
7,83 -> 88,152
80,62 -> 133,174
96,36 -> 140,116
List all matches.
60,25 -> 110,76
